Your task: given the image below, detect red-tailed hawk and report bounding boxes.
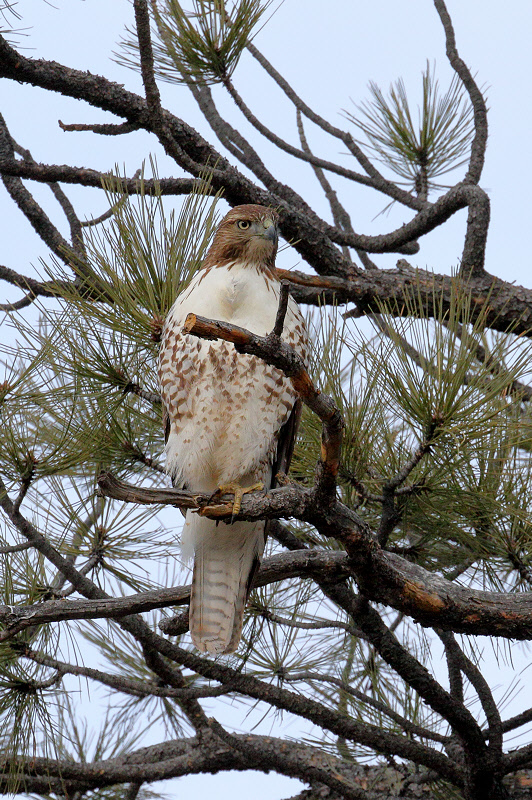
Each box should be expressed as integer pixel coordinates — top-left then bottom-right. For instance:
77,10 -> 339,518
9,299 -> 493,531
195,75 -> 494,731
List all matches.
158,204 -> 308,654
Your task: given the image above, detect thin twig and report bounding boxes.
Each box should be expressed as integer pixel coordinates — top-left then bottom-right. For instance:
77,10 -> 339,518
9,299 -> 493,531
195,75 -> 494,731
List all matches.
0,113 -> 79,268
378,421 -> 440,546
59,120 -> 141,135
20,645 -> 234,699
122,441 -> 166,475
437,630 -> 502,754
124,783 -> 142,800
122,382 -> 162,405
59,553 -> 103,597
444,558 -> 476,582
187,81 -> 323,225
223,75 -> 407,193
268,519 -> 319,550
247,41 -> 426,212
0,541 -> 36,555
387,440 -> 435,494
256,607 -> 361,638
133,0 -> 202,175
432,0 -> 490,277
81,205 -> 124,228
433,0 -> 488,185
296,108 -> 352,262
134,0 -> 163,117
81,170 -> 142,228
51,496 -> 105,593
12,139 -> 86,258
499,706 -> 532,736
442,630 -> 464,705
0,293 -> 35,312
13,455 -> 36,513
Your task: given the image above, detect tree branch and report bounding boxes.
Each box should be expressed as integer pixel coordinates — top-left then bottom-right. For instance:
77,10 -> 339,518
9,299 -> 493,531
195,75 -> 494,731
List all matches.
0,548 -> 351,637
335,267 -> 532,340
296,108 -> 356,262
247,41 -> 426,213
181,312 -> 344,497
208,718 -> 368,800
284,671 -> 448,744
96,470 -> 532,641
0,157 -> 209,195
59,119 -> 141,135
19,645 -> 233,699
433,0 -> 488,186
0,732 -> 453,795
130,636 -> 461,780
186,81 -> 327,226
437,630 -> 503,754
12,139 -> 86,258
222,74 -> 411,197
0,114 -> 78,267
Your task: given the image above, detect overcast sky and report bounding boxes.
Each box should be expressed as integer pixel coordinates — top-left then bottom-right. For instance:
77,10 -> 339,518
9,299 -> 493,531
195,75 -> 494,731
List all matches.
2,2 -> 532,798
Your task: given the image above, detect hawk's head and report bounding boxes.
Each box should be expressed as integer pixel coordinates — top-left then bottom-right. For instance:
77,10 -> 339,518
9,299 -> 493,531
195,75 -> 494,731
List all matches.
204,205 -> 279,272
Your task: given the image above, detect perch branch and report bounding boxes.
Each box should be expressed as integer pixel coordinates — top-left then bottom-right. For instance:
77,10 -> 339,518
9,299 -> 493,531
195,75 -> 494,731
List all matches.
96,472 -> 532,641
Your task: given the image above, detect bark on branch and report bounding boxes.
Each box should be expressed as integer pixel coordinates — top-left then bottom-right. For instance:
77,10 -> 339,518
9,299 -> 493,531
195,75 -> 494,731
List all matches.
0,733 -> 468,796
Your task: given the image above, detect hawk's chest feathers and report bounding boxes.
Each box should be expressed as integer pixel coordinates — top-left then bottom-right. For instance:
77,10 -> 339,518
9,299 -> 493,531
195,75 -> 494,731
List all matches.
176,261 -> 279,335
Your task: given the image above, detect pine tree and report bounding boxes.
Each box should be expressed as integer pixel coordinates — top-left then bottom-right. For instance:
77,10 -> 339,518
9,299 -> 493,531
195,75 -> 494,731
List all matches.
1,2 -> 531,799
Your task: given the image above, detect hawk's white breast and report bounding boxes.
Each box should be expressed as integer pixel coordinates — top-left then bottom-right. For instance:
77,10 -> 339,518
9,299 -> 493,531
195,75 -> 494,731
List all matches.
169,261 -> 281,334
159,261 -> 307,493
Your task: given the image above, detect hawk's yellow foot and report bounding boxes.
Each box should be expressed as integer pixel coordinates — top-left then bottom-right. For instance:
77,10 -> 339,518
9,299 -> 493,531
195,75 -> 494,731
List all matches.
204,481 -> 264,518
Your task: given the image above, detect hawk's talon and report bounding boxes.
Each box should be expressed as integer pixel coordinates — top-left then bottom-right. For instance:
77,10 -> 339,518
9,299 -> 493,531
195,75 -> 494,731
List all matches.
206,481 -> 264,520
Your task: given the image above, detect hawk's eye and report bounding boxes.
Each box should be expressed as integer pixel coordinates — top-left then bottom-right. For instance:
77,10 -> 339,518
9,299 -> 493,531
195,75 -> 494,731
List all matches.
237,220 -> 251,230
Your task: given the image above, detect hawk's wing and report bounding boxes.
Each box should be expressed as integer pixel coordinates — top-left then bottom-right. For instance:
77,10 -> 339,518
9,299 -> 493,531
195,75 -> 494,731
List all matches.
270,398 -> 303,489
250,396 -> 303,599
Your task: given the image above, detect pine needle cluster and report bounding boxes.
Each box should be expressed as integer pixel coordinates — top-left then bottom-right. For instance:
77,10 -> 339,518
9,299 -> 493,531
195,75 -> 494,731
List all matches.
346,62 -> 475,196
118,0 -> 273,85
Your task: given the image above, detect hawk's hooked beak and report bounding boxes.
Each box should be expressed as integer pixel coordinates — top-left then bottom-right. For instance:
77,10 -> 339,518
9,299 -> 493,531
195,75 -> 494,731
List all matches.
261,218 -> 278,244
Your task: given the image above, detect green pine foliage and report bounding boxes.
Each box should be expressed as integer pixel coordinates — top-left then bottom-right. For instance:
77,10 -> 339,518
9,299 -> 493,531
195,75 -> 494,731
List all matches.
346,62 -> 475,195
118,0 -> 274,85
